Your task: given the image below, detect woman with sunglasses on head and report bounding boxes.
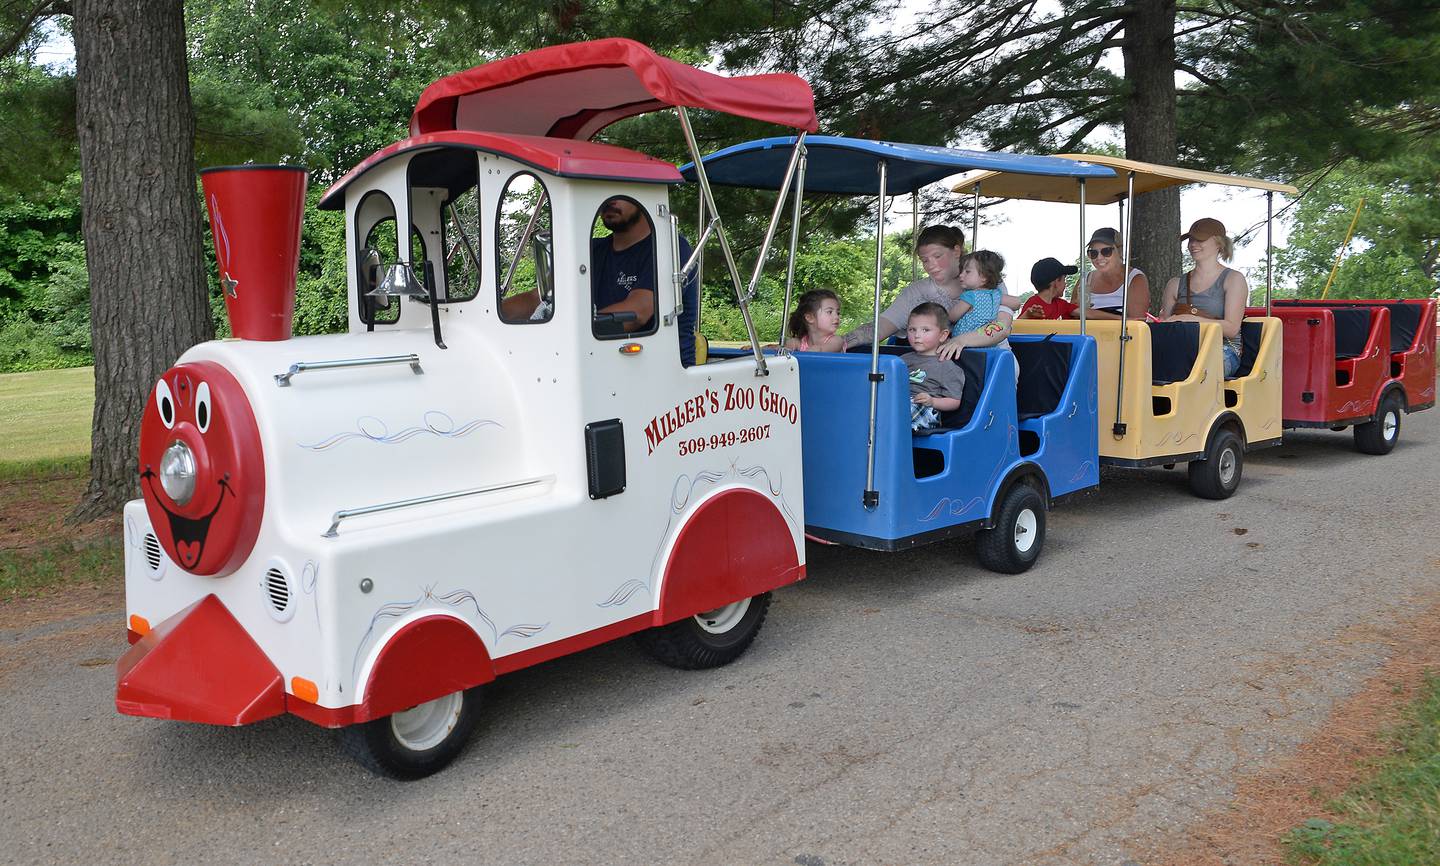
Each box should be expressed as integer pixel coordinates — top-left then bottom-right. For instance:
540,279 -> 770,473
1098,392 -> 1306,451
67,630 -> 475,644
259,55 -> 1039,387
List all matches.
1160,218 -> 1248,378
1077,227 -> 1149,320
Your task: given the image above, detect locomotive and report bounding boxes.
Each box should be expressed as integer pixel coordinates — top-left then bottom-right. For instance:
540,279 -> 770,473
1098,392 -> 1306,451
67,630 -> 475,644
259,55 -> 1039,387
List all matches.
117,39 -> 816,779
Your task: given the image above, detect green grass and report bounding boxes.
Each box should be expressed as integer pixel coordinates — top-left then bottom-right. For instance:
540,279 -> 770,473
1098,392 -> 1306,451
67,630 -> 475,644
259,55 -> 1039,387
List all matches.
0,454 -> 118,601
0,366 -> 94,466
0,536 -> 121,599
1285,672 -> 1440,865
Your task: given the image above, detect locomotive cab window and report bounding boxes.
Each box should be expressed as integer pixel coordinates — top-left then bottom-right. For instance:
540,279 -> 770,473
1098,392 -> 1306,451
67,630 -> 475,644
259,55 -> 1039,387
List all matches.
495,172 -> 554,324
354,190 -> 402,325
441,185 -> 481,302
409,148 -> 481,303
590,197 -> 659,341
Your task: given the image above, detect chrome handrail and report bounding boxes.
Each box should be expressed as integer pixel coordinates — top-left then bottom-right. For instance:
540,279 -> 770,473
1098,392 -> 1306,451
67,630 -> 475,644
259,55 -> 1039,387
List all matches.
323,475 -> 554,537
666,213 -> 685,326
274,354 -> 422,387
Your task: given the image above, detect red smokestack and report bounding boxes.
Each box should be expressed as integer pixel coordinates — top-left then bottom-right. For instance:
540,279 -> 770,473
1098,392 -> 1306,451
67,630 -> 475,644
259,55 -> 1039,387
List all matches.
200,165 -> 307,341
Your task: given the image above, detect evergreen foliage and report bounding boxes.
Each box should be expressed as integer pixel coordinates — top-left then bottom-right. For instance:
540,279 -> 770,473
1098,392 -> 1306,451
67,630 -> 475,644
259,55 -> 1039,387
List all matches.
0,0 -> 1438,372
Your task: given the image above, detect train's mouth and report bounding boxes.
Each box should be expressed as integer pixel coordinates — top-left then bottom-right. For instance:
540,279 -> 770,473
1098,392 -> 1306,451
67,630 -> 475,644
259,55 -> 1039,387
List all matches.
140,470 -> 233,569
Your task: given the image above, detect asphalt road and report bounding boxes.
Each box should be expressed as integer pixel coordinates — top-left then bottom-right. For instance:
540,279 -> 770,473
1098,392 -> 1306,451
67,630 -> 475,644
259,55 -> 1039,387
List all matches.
4,409 -> 1438,866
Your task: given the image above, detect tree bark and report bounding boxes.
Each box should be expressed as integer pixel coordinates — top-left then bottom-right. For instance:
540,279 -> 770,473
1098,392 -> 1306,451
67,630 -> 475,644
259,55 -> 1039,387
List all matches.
1122,0 -> 1180,312
71,0 -> 212,522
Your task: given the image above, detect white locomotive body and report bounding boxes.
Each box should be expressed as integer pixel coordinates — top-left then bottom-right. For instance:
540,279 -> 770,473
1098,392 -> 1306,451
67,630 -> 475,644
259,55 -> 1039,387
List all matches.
117,40 -> 818,777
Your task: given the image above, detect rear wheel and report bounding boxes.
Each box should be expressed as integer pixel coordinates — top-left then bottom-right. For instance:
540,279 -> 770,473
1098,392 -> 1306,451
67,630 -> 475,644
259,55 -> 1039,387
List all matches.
975,482 -> 1046,574
1354,392 -> 1402,455
1188,428 -> 1243,499
338,687 -> 482,780
635,592 -> 771,670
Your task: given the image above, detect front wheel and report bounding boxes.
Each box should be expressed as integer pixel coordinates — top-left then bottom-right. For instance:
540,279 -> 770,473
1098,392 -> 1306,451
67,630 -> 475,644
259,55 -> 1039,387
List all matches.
1354,392 -> 1402,455
1188,427 -> 1243,499
634,592 -> 771,670
338,687 -> 482,780
975,482 -> 1046,574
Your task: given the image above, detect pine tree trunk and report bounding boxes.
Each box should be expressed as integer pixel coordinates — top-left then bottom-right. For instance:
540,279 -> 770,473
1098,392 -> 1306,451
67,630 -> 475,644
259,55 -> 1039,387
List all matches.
71,0 -> 212,522
1122,0 -> 1180,313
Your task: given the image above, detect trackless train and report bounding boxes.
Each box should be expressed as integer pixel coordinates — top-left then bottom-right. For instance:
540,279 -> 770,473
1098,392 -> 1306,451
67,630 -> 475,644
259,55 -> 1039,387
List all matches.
114,39 -> 1436,778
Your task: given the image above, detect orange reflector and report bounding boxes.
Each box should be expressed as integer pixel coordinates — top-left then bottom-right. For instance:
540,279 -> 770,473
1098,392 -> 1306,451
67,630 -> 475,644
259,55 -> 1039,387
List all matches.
290,677 -> 319,704
619,342 -> 643,355
128,614 -> 151,636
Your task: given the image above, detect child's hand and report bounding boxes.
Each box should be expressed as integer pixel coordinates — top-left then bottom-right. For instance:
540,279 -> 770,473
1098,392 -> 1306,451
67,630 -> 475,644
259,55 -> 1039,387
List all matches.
912,392 -> 931,406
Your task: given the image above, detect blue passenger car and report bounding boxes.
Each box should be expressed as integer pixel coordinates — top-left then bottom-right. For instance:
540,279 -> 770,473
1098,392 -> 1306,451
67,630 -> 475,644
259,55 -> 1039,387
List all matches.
690,138 -> 1108,572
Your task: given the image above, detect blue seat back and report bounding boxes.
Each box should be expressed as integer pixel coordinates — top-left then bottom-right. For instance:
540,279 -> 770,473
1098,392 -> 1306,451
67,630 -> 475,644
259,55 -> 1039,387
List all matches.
1012,336 -> 1071,420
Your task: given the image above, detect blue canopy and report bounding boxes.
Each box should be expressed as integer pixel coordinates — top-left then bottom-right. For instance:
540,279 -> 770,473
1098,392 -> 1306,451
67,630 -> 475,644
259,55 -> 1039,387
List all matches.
679,136 -> 1115,195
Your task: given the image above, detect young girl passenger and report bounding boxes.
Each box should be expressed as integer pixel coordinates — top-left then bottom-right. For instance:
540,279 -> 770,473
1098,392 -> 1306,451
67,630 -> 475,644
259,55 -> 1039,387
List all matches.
785,289 -> 844,352
943,251 -> 1013,348
936,250 -> 1019,384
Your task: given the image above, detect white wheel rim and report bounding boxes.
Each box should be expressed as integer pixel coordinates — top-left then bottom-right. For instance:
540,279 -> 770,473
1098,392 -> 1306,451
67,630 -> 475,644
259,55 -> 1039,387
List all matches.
1218,447 -> 1237,486
1383,410 -> 1398,441
695,597 -> 750,634
1013,508 -> 1038,553
390,690 -> 464,752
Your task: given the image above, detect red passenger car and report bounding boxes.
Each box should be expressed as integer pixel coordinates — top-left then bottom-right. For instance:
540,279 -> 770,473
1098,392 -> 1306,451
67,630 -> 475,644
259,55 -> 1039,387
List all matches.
1248,298 -> 1436,453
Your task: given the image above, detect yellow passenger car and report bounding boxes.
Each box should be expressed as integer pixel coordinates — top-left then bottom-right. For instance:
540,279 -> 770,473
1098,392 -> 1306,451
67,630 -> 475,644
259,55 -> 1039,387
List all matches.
954,156 -> 1296,498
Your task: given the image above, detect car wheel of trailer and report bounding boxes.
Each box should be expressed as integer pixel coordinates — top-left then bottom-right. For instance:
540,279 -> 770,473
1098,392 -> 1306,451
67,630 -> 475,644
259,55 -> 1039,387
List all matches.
1188,428 -> 1243,500
975,482 -> 1046,574
1354,392 -> 1403,455
634,592 -> 771,670
338,687 -> 482,780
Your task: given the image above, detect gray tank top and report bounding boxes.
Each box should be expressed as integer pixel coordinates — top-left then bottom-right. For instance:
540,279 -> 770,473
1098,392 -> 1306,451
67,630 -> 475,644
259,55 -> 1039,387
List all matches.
1179,268 -> 1242,353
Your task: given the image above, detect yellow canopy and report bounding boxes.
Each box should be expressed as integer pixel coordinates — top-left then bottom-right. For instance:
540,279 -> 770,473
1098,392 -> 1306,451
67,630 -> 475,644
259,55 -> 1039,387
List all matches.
951,153 -> 1298,204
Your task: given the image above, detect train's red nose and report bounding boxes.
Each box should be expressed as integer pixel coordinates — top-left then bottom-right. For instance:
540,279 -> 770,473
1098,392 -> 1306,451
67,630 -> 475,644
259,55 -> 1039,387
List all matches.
138,360 -> 264,576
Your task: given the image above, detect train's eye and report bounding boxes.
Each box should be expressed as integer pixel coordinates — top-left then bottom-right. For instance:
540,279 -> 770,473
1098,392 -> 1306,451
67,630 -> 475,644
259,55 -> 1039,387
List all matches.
155,379 -> 176,429
195,382 -> 212,433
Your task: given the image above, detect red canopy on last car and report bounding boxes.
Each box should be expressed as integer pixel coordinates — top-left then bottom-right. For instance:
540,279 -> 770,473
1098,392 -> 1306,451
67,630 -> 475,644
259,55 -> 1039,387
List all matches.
411,38 -> 818,140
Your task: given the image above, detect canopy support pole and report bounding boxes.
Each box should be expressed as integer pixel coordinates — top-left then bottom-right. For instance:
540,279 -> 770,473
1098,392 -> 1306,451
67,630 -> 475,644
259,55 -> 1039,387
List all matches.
695,188 -> 706,329
1077,178 -> 1087,337
970,183 -> 980,249
1112,172 -> 1136,437
1265,191 -> 1274,314
911,191 -> 920,280
863,160 -> 889,510
745,134 -> 808,303
677,106 -> 767,375
779,145 -> 808,344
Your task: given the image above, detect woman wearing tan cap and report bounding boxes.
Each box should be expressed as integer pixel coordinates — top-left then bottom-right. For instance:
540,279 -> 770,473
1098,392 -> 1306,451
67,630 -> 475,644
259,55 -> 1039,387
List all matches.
1161,217 -> 1249,377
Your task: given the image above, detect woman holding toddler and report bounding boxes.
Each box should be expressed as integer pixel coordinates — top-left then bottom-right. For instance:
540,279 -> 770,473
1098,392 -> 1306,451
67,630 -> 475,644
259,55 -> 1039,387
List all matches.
840,225 -> 1019,350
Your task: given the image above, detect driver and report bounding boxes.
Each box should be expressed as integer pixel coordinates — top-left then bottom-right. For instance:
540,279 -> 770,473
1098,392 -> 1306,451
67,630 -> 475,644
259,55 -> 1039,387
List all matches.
592,197 -> 700,366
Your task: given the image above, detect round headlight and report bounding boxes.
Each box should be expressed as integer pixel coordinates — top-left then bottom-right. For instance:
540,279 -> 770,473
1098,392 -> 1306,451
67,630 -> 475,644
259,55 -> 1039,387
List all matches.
159,440 -> 197,506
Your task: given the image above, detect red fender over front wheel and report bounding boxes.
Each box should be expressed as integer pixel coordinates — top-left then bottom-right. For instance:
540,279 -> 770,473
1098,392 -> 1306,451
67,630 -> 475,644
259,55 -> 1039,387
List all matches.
357,615 -> 495,723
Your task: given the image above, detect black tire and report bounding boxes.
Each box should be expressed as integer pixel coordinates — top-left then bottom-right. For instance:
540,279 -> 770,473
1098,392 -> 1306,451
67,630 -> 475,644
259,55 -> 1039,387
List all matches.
634,592 -> 771,670
1354,392 -> 1402,455
338,687 -> 482,780
975,482 -> 1046,574
1188,427 -> 1243,499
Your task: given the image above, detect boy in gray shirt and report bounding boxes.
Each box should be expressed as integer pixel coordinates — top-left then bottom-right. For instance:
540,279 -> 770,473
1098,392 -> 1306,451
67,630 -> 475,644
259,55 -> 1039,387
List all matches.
903,302 -> 968,432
